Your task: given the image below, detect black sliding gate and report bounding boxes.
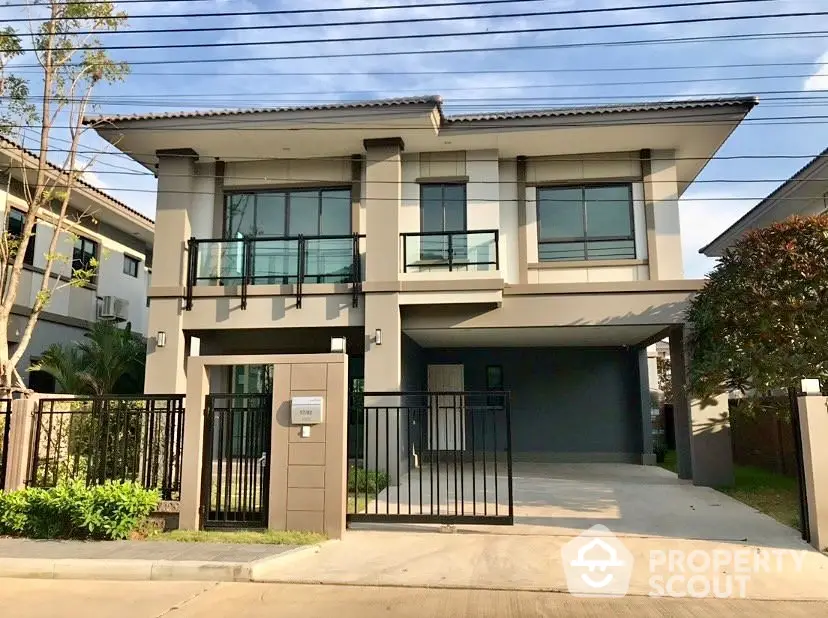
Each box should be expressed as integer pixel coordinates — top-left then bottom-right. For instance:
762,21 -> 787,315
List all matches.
347,391 -> 513,525
201,393 -> 271,529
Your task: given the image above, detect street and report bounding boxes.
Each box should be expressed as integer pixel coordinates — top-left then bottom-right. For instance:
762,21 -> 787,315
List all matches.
1,580 -> 828,618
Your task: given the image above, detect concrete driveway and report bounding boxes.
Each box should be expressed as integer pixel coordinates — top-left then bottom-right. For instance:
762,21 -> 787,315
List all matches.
257,464 -> 828,600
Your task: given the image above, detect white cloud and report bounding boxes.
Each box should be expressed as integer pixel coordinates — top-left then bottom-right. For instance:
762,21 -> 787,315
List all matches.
679,191 -> 759,278
804,50 -> 828,91
80,170 -> 106,190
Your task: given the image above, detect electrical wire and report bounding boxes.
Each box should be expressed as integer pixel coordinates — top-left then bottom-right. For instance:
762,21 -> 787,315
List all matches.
9,12 -> 826,53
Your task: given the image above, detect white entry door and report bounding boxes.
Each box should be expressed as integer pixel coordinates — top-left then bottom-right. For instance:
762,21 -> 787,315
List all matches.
427,364 -> 465,451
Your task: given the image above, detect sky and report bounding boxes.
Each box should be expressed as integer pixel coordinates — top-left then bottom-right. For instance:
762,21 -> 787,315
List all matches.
5,0 -> 828,278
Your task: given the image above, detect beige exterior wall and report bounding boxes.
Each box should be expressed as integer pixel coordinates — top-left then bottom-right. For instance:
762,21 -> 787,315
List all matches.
144,143 -> 693,396
179,353 -> 348,538
224,158 -> 351,189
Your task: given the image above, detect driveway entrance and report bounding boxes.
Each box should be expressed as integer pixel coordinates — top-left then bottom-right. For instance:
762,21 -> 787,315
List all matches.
256,464 -> 828,600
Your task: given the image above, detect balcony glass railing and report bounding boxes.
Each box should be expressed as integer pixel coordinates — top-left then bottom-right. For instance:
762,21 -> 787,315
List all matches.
185,234 -> 364,310
401,230 -> 499,273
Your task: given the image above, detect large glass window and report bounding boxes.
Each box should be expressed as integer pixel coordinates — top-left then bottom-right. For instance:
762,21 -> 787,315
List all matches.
72,236 -> 98,282
224,188 -> 351,239
419,183 -> 466,262
222,188 -> 352,284
7,208 -> 36,265
537,184 -> 635,262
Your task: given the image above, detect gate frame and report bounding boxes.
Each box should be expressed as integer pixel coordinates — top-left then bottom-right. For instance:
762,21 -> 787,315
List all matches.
0,398 -> 11,491
346,390 -> 514,526
200,392 -> 273,530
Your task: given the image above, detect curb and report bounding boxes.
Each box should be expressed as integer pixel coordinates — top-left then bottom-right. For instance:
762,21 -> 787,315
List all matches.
0,545 -> 321,582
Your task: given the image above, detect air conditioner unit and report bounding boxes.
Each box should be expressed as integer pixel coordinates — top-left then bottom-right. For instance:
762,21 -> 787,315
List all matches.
98,296 -> 129,321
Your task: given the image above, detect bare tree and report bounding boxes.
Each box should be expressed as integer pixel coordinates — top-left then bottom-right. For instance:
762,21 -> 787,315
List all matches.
0,1 -> 128,394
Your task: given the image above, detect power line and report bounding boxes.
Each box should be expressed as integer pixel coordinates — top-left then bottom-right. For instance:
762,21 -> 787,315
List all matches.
10,11 -> 825,53
14,30 -> 824,69
12,61 -> 818,78
6,77 -> 820,99
2,0 -> 778,24
8,0 -> 785,36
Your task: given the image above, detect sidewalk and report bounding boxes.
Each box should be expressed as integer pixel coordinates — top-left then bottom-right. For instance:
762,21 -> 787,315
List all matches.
0,538 -> 318,582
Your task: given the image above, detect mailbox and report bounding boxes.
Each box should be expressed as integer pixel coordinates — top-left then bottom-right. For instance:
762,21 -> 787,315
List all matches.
291,396 -> 324,425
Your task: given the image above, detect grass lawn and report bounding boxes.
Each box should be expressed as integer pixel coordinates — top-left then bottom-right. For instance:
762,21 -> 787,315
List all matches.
145,529 -> 325,545
658,450 -> 801,531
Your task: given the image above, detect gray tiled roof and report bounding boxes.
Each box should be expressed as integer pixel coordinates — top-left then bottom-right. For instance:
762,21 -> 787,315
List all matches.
445,97 -> 759,122
84,96 -> 444,125
83,95 -> 757,126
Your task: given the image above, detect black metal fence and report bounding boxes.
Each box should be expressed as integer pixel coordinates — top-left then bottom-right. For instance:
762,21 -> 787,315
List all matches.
28,396 -> 185,500
347,391 -> 513,525
201,393 -> 272,529
0,399 -> 11,491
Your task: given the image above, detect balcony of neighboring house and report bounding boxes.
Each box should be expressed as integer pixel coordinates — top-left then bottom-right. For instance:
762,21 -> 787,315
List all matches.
180,187 -> 366,331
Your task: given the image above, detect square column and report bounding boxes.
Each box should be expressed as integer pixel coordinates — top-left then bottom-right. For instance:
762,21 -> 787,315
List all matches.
637,348 -> 655,465
669,326 -> 693,479
144,152 -> 197,395
363,138 -> 403,283
797,395 -> 828,551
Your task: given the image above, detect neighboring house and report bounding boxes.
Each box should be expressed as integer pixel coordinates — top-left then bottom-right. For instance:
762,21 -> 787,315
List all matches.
0,137 -> 153,391
701,146 -> 828,257
87,95 -> 754,477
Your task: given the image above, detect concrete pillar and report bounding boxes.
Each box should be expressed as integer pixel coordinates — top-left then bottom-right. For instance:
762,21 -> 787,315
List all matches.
178,358 -> 209,530
689,393 -> 733,487
668,326 -> 693,479
363,293 -> 402,478
144,153 -> 197,395
4,397 -> 36,490
363,138 -> 402,283
642,149 -> 684,280
797,395 -> 828,551
637,348 -> 655,465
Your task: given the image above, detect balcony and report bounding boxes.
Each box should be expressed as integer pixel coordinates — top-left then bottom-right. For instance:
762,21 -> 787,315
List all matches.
401,230 -> 499,274
185,234 -> 364,310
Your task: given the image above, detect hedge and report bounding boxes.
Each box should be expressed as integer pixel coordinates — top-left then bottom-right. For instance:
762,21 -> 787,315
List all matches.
0,480 -> 159,540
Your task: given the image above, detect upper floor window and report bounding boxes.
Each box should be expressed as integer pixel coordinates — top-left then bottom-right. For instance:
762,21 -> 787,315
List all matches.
420,183 -> 466,234
6,208 -> 36,265
72,236 -> 98,282
537,184 -> 635,262
123,254 -> 140,278
224,188 -> 351,239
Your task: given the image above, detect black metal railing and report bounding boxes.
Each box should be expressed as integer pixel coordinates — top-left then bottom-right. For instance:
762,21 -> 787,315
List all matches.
538,236 -> 636,262
28,396 -> 185,500
0,399 -> 11,491
347,391 -> 513,525
185,233 -> 364,311
201,393 -> 272,529
401,230 -> 499,273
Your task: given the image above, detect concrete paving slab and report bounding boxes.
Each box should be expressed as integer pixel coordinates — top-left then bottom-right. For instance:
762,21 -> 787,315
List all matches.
0,538 -> 317,582
257,464 -> 828,601
5,579 -> 827,618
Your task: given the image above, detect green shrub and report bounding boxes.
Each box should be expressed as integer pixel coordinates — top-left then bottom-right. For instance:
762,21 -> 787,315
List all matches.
0,480 -> 159,540
348,467 -> 389,495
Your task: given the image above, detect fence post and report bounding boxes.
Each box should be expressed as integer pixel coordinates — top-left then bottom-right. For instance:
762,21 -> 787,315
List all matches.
797,394 -> 828,551
4,396 -> 37,491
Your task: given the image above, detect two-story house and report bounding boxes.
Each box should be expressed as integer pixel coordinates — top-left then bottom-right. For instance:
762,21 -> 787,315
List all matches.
88,95 -> 755,486
701,146 -> 828,257
1,137 -> 153,391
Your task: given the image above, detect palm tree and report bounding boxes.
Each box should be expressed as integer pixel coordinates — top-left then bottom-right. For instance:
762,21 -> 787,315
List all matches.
30,322 -> 145,395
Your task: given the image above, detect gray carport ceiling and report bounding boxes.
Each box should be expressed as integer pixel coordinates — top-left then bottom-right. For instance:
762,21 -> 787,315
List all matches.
404,325 -> 665,348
